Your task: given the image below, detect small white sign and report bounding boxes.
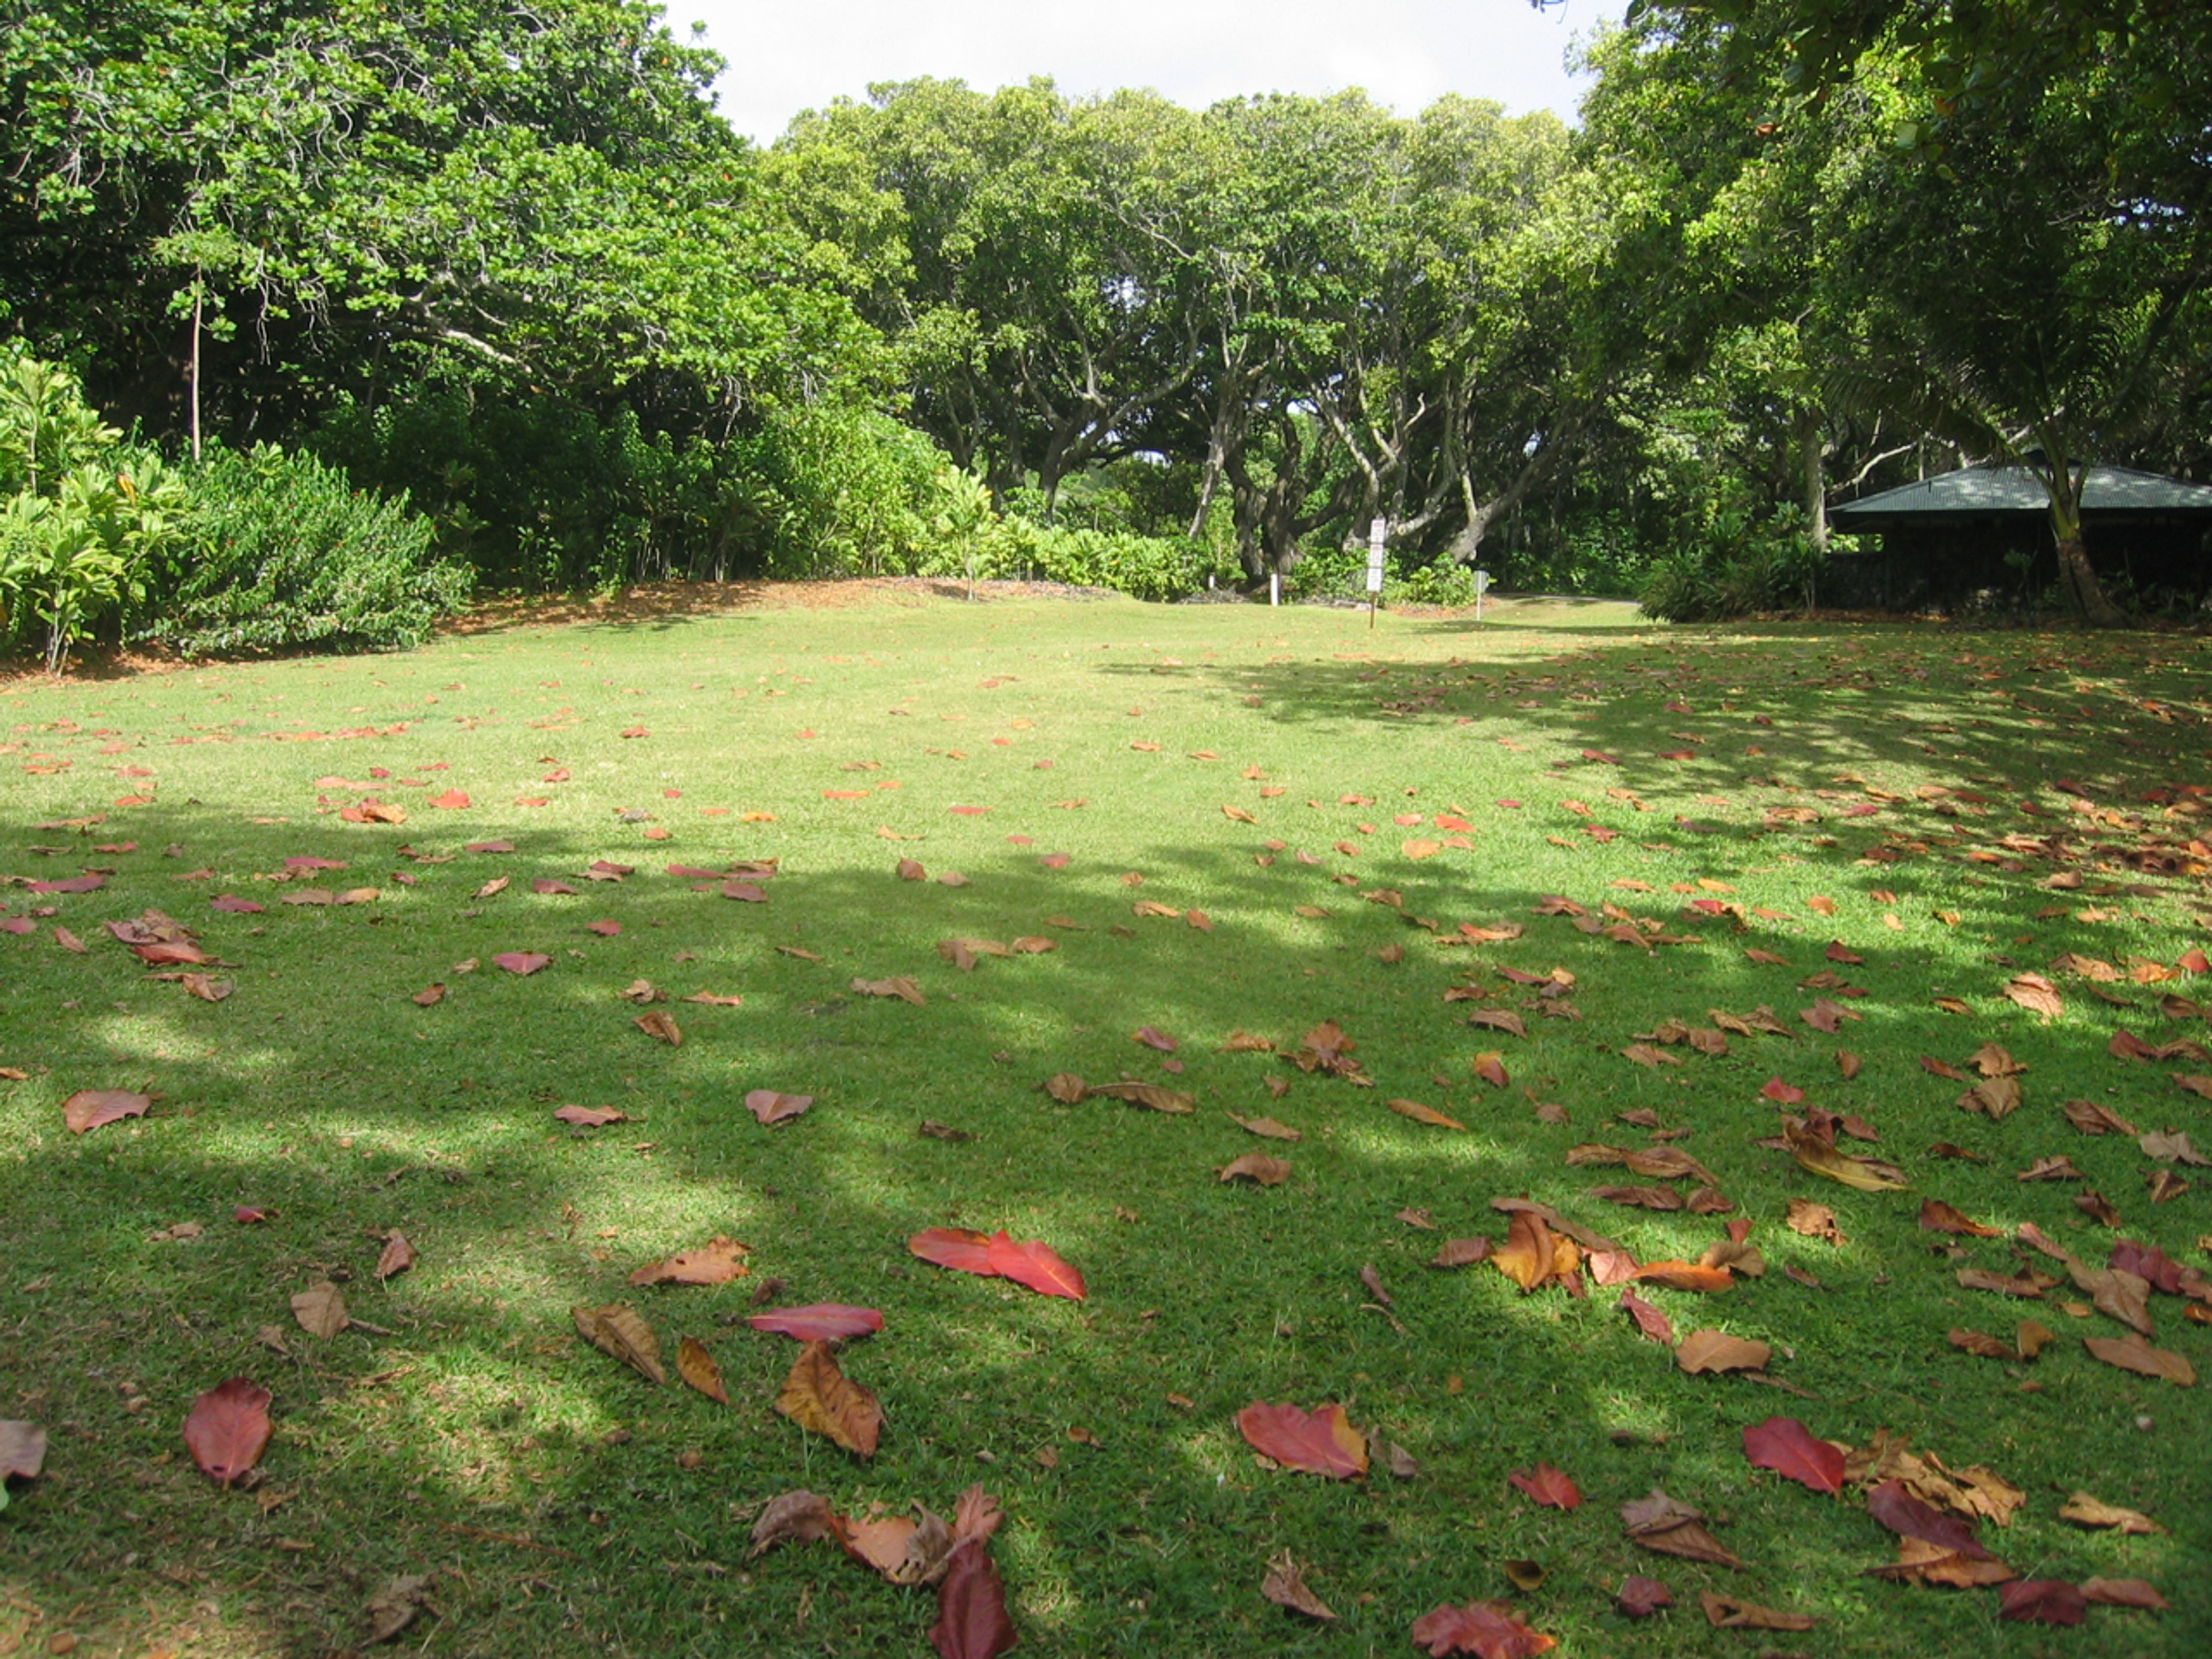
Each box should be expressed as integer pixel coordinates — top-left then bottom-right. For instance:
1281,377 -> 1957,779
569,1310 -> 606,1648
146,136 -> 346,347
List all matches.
1365,518 -> 1387,593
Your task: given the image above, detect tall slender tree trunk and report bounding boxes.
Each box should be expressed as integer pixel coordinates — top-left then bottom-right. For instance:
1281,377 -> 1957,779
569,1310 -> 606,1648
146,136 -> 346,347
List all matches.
2043,461 -> 2126,627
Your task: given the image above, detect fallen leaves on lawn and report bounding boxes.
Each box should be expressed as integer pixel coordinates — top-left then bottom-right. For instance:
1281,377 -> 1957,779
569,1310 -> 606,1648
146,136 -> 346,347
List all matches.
1700,1593 -> 1813,1632
291,1281 -> 350,1338
676,1338 -> 729,1406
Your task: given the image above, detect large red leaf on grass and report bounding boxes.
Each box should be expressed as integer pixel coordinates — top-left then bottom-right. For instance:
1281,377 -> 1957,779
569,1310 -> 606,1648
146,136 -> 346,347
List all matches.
984,1231 -> 1085,1300
1235,1402 -> 1368,1479
749,1304 -> 885,1342
1410,1600 -> 1556,1657
1743,1416 -> 1845,1495
930,1540 -> 1018,1658
910,1228 -> 996,1275
1998,1580 -> 2087,1625
183,1377 -> 272,1486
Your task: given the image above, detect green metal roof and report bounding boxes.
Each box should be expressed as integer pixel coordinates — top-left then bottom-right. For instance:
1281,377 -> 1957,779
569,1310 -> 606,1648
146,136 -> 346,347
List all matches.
1831,464 -> 2212,524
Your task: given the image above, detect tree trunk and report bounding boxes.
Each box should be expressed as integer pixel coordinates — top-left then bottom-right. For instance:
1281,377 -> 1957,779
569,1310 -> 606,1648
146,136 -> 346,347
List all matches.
2041,459 -> 2126,627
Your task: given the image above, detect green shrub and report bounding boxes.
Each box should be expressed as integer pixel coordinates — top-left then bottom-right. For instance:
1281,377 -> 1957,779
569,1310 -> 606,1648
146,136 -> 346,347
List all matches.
1009,522 -> 1208,601
0,345 -> 184,670
143,446 -> 470,656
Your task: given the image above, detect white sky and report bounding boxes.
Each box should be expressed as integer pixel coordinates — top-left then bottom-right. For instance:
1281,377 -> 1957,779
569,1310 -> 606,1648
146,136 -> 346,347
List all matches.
674,0 -> 1624,146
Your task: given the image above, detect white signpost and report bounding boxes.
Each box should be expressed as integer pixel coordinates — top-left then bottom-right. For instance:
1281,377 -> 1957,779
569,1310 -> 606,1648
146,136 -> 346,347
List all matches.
1472,568 -> 1491,622
1366,517 -> 1387,628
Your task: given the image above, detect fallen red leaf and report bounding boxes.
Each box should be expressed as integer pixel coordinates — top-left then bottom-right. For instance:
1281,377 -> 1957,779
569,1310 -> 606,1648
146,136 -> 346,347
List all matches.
1868,1479 -> 1990,1558
1410,1599 -> 1556,1657
910,1227 -> 996,1275
1235,1402 -> 1368,1479
748,1304 -> 885,1342
984,1231 -> 1085,1300
930,1540 -> 1018,1659
492,952 -> 551,975
183,1376 -> 273,1486
1742,1416 -> 1844,1495
1998,1580 -> 2087,1625
1507,1463 -> 1581,1510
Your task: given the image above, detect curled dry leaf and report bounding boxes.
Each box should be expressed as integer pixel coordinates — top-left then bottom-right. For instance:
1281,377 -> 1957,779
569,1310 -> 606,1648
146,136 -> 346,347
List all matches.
1617,1576 -> 1672,1618
63,1089 -> 153,1135
628,1235 -> 750,1287
1700,1593 -> 1813,1632
1389,1098 -> 1465,1130
1218,1153 -> 1291,1186
1087,1081 -> 1194,1113
1431,1237 -> 1493,1268
1998,1580 -> 2088,1626
632,1010 -> 681,1046
1919,1198 -> 2002,1237
1620,1287 -> 1675,1346
1261,1551 -> 1336,1621
183,1376 -> 274,1486
1,1420 -> 49,1482
1674,1330 -> 1770,1375
1043,1073 -> 1087,1104
1230,1112 -> 1300,1142
1868,1479 -> 1990,1558
745,1089 -> 814,1126
749,1490 -> 837,1558
363,1575 -> 434,1645
851,976 -> 926,1005
2059,1491 -> 2161,1533
291,1281 -> 350,1339
776,1339 -> 881,1456
1409,1601 -> 1556,1657
2084,1333 -> 2196,1385
374,1232 -> 415,1281
1620,1489 -> 1743,1567
2081,1577 -> 2169,1611
571,1302 -> 666,1385
1236,1402 -> 1368,1479
554,1104 -> 627,1127
676,1336 -> 729,1405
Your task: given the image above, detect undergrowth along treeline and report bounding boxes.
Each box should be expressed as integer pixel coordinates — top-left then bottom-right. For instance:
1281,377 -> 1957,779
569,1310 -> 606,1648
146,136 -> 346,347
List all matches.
3,2 -> 2206,635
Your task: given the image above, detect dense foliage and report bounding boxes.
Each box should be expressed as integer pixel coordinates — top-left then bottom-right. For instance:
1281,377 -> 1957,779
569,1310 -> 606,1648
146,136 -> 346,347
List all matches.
3,0 -> 2208,647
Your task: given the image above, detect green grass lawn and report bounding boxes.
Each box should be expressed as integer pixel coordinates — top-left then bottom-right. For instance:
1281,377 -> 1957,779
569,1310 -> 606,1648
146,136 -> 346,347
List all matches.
3,586 -> 2209,1657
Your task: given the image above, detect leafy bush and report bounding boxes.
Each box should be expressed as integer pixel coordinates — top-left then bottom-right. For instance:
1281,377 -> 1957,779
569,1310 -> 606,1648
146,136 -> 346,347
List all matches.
0,346 -> 183,670
142,446 -> 469,656
1005,522 -> 1209,601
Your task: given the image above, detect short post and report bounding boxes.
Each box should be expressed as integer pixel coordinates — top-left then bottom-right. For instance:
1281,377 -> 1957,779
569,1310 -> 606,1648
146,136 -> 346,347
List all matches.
1366,517 -> 1387,629
1268,571 -> 1280,607
1472,569 -> 1491,622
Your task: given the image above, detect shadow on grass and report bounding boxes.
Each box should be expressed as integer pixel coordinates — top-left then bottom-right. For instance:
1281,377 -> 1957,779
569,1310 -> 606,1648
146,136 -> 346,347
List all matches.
4,768 -> 2209,1656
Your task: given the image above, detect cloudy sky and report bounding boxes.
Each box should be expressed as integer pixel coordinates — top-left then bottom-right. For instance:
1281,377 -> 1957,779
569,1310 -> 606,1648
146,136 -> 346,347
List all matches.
672,0 -> 1624,146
